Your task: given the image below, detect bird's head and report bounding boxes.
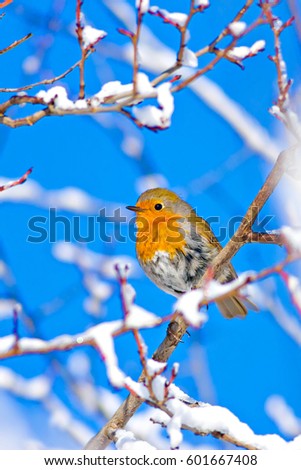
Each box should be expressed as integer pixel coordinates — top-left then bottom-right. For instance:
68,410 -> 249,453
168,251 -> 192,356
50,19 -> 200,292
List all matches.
126,188 -> 193,221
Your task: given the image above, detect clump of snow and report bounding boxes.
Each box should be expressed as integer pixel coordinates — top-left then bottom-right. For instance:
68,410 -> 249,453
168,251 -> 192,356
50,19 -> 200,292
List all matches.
194,0 -> 209,7
227,46 -> 251,61
150,375 -> 167,402
228,40 -> 265,61
149,7 -> 188,28
174,290 -> 208,327
36,86 -> 75,110
249,39 -> 266,55
157,82 -> 174,118
115,429 -> 157,450
87,321 -> 125,388
228,21 -> 247,37
146,358 -> 167,376
136,72 -> 155,95
133,82 -> 174,129
135,0 -> 149,14
133,105 -> 164,128
183,48 -> 198,68
91,81 -> 131,106
174,273 -> 256,326
124,376 -> 149,399
82,25 -> 107,48
74,99 -> 88,109
167,414 -> 182,449
166,12 -> 188,28
125,305 -> 161,329
91,73 -> 155,107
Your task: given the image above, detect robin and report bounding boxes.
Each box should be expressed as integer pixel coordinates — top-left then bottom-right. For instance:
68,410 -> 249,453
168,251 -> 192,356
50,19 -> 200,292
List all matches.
127,188 -> 257,319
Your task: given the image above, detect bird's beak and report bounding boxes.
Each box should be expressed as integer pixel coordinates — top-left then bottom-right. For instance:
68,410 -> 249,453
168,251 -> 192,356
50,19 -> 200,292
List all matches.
126,205 -> 145,212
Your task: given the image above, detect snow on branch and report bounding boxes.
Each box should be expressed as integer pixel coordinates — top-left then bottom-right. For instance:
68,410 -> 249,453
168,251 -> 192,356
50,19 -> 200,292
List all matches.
151,392 -> 301,450
0,311 -> 161,361
115,429 -> 157,450
0,0 -> 270,129
123,362 -> 301,450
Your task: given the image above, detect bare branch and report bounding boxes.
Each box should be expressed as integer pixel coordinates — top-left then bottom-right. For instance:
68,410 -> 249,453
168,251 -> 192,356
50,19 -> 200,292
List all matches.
0,167 -> 33,192
0,32 -> 32,56
0,55 -> 90,93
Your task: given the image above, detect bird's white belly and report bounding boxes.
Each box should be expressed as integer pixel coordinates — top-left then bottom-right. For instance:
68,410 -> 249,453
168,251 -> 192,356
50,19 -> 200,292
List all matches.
142,250 -> 194,297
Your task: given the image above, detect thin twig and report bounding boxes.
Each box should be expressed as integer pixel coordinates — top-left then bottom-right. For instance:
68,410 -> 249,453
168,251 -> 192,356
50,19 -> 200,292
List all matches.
152,0 -> 255,87
0,32 -> 32,56
176,0 -> 197,66
0,167 -> 33,192
75,0 -> 86,99
173,13 -> 265,93
0,54 -> 90,93
132,1 -> 144,95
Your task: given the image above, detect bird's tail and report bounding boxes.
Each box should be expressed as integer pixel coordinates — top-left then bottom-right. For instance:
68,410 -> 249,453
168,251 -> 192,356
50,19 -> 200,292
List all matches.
217,295 -> 256,319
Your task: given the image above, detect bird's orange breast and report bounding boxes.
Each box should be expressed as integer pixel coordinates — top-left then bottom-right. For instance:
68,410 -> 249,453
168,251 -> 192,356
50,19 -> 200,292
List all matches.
135,211 -> 187,263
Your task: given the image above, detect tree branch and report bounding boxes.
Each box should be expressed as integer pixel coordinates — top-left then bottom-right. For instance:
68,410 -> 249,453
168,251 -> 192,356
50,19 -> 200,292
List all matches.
84,316 -> 188,450
200,146 -> 296,284
0,167 -> 32,192
84,145 -> 297,450
0,32 -> 32,56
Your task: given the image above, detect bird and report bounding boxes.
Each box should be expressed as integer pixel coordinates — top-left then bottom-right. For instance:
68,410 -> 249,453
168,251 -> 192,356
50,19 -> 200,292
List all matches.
127,187 -> 257,319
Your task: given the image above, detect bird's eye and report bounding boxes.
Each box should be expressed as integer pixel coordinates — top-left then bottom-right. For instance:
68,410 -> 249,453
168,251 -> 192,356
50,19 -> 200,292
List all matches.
154,203 -> 163,211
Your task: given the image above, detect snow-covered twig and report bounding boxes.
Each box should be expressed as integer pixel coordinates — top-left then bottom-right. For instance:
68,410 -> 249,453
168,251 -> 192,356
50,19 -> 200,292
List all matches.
261,1 -> 300,141
0,312 -> 161,361
120,372 -> 301,450
0,0 -> 268,129
115,429 -> 157,450
150,393 -> 301,450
